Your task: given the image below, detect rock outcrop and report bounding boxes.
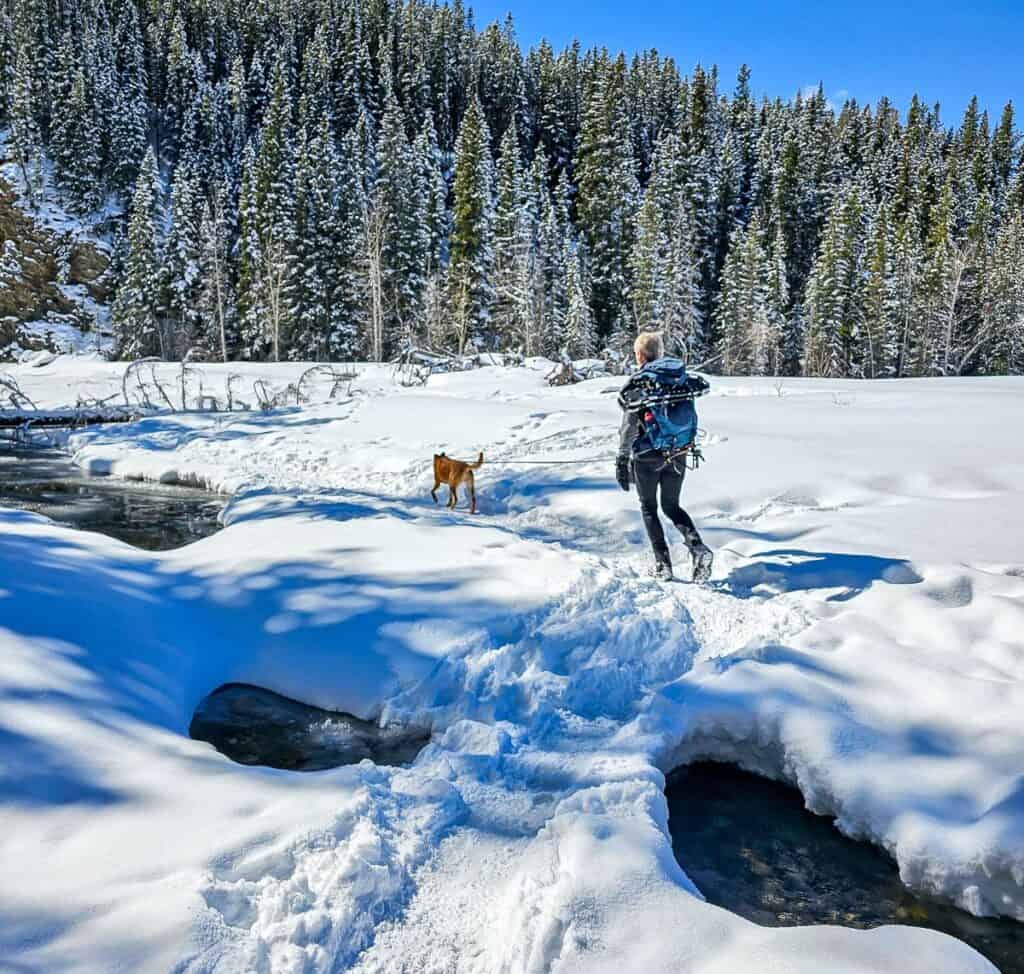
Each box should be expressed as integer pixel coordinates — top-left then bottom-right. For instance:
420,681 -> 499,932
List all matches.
0,173 -> 113,359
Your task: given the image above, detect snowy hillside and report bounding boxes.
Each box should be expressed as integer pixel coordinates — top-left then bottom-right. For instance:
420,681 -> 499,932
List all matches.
1,357 -> 1022,972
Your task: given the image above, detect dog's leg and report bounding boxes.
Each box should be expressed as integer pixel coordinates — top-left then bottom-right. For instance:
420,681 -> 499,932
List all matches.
468,471 -> 476,514
448,484 -> 457,509
431,479 -> 440,504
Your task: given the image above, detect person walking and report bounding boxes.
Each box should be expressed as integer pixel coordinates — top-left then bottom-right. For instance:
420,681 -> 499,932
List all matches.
615,332 -> 714,582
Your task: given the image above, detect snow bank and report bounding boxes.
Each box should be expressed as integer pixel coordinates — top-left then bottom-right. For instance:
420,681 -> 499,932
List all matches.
2,358 -> 1021,972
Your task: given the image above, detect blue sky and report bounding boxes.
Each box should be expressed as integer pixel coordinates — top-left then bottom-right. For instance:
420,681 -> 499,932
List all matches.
468,0 -> 1021,123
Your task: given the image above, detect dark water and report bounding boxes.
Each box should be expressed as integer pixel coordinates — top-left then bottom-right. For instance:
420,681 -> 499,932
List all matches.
667,762 -> 1021,973
190,683 -> 430,771
0,448 -> 224,550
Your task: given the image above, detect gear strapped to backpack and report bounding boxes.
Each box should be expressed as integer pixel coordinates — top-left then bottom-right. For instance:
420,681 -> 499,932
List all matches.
618,357 -> 710,456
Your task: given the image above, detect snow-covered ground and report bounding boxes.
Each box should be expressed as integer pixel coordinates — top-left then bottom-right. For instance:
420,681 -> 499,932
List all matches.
2,356 -> 1022,973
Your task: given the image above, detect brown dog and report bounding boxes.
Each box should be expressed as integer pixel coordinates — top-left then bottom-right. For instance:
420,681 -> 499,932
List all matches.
431,452 -> 484,514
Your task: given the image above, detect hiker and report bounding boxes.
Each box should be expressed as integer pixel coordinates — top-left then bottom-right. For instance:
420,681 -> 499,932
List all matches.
615,331 -> 714,582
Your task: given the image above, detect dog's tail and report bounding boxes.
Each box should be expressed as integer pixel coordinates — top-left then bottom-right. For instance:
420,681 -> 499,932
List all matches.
470,451 -> 484,469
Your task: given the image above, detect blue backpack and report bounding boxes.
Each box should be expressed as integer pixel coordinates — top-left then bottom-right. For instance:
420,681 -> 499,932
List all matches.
619,357 -> 708,455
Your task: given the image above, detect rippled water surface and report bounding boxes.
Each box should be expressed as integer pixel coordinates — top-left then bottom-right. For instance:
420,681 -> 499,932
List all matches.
667,762 -> 1021,973
190,684 -> 430,771
0,448 -> 224,550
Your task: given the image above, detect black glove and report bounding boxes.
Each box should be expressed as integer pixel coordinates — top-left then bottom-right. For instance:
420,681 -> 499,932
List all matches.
615,455 -> 631,492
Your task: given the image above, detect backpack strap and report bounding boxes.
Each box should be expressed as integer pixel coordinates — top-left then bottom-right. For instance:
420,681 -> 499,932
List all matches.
618,371 -> 710,413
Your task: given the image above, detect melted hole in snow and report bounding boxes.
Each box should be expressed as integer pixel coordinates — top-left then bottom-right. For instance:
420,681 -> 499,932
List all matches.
666,762 -> 1022,974
189,683 -> 430,771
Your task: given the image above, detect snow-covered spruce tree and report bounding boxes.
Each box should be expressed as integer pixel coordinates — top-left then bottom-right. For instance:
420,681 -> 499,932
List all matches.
238,55 -> 297,361
803,186 -> 866,377
0,6 -> 13,124
884,207 -> 924,377
332,129 -> 369,361
716,213 -> 776,375
164,171 -> 205,358
234,144 -> 264,359
991,103 -> 1015,193
861,202 -> 893,379
448,92 -> 495,354
916,173 -> 981,376
629,183 -> 665,336
628,130 -> 702,359
9,19 -> 43,202
417,113 -> 449,273
681,64 -> 724,344
375,84 -> 429,354
492,121 -> 542,352
415,113 -> 450,351
985,215 -> 1024,373
197,184 -> 236,362
661,200 -> 703,362
290,117 -> 350,361
109,0 -> 149,194
802,202 -> 844,377
113,148 -> 165,359
562,241 -> 595,359
49,42 -> 78,195
575,52 -> 638,342
762,217 -> 790,375
536,160 -> 568,358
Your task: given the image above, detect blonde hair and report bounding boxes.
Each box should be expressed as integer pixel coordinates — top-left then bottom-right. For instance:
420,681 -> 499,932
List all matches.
633,331 -> 664,363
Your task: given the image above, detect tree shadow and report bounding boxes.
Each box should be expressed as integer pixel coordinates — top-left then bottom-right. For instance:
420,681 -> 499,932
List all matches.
0,905 -> 92,973
0,724 -> 126,806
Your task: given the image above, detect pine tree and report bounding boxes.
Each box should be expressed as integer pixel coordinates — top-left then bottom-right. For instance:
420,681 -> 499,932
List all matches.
235,143 -> 264,359
763,218 -> 790,375
492,121 -> 538,350
109,0 -> 149,194
862,202 -> 893,378
323,131 -> 365,361
113,148 -> 165,359
536,163 -> 568,357
629,184 -> 664,336
716,213 -> 775,375
9,23 -> 43,201
562,242 -> 595,358
802,186 -> 866,377
164,172 -> 204,357
886,208 -> 924,376
197,184 -> 236,362
575,53 -> 639,340
239,55 -> 298,361
985,215 -> 1024,372
0,6 -> 14,124
290,118 -> 343,360
448,93 -> 495,353
375,86 -> 429,353
919,174 -> 974,375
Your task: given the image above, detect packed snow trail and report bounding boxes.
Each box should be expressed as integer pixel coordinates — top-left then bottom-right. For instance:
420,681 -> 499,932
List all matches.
2,358 -> 1022,972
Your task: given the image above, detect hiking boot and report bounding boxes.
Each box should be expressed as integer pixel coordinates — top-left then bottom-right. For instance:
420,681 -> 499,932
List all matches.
649,561 -> 674,581
690,543 -> 714,583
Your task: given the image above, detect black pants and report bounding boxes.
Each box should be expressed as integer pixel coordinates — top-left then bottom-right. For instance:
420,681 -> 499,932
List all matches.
633,453 -> 701,565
